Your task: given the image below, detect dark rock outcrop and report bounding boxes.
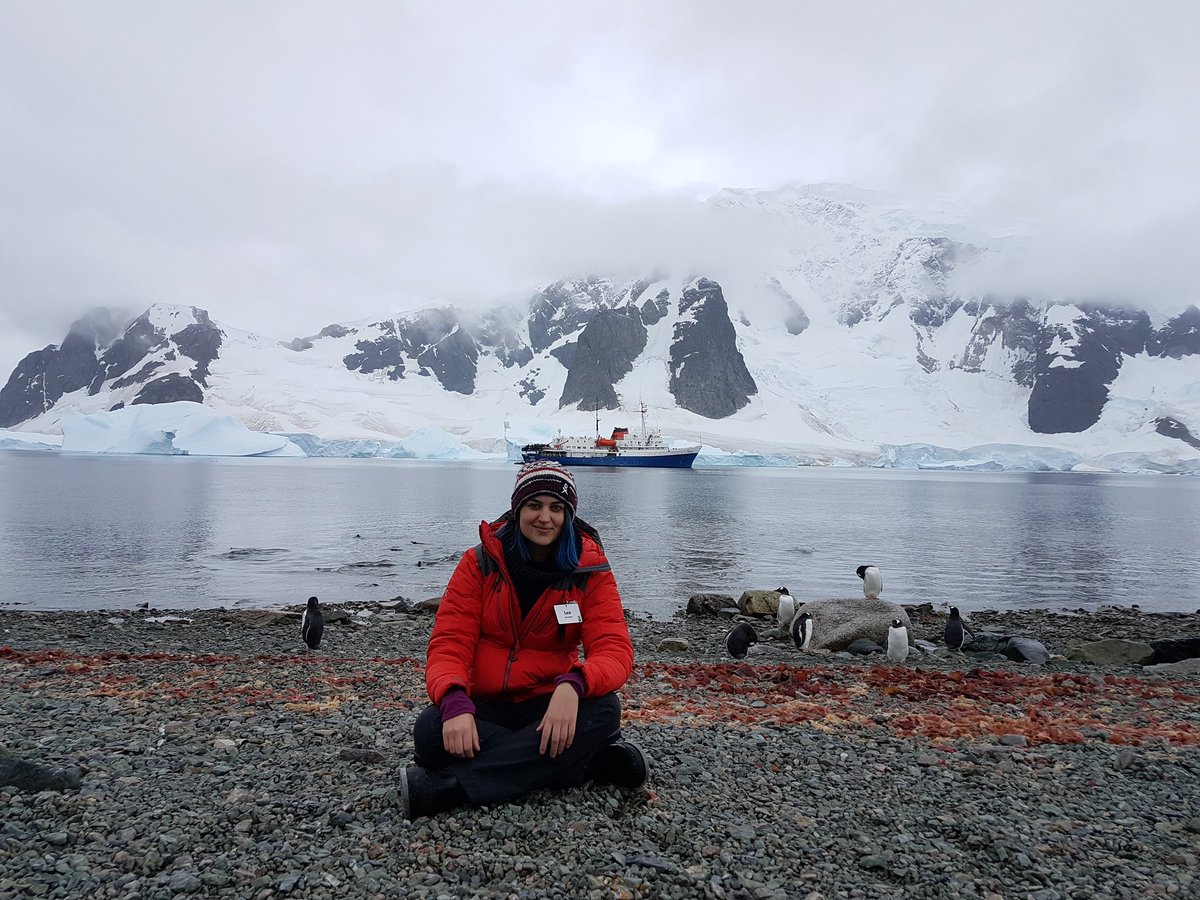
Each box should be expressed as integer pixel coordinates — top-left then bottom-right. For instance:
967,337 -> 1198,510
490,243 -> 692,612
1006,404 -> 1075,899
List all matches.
1146,305 -> 1200,359
89,312 -> 168,392
668,279 -> 756,418
0,330 -> 100,427
639,288 -> 671,327
1156,418 -> 1200,450
0,307 -> 219,428
343,321 -> 406,381
342,309 -> 480,394
1028,305 -> 1152,434
955,298 -> 1041,387
172,310 -> 223,385
559,309 -> 648,410
527,278 -> 613,353
132,373 -> 204,406
475,309 -> 534,369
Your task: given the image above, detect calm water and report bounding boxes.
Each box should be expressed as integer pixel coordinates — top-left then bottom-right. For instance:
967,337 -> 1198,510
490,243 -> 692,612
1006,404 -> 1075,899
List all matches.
1,453 -> 1198,619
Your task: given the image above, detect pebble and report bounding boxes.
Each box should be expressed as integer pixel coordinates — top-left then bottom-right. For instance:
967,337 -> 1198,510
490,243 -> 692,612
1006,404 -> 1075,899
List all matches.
0,605 -> 1197,898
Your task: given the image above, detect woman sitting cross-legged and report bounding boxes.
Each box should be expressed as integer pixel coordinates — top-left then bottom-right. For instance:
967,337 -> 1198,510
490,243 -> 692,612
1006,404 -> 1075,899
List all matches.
402,460 -> 648,819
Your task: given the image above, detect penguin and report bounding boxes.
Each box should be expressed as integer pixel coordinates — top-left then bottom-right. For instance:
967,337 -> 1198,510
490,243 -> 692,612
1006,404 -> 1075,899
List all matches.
790,611 -> 813,651
886,618 -> 909,663
856,565 -> 883,599
944,606 -> 975,651
725,622 -> 759,660
301,596 -> 325,651
776,587 -> 796,630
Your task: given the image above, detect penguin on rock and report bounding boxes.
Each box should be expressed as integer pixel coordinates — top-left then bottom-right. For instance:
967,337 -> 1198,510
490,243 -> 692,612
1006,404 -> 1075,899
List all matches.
776,587 -> 796,630
301,596 -> 325,651
856,565 -> 883,600
790,611 -> 814,651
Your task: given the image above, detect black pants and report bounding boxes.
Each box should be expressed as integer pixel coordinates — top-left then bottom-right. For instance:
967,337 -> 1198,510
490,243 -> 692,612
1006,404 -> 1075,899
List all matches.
413,692 -> 622,806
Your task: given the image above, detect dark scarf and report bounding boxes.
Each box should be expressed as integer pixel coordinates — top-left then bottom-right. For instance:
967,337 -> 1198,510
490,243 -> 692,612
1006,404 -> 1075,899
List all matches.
500,519 -> 582,619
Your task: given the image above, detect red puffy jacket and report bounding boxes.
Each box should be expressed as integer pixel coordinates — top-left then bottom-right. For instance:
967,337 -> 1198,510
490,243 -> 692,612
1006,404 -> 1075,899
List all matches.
425,513 -> 634,704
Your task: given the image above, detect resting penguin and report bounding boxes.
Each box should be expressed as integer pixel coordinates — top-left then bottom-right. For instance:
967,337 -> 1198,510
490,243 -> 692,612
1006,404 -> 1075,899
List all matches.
886,618 -> 909,663
725,622 -> 759,660
301,596 -> 325,651
944,606 -> 974,651
856,565 -> 883,599
790,611 -> 813,651
776,587 -> 796,630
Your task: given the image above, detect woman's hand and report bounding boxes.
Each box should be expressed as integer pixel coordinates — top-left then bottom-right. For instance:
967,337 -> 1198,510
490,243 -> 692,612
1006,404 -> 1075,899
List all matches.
536,682 -> 580,758
443,713 -> 481,759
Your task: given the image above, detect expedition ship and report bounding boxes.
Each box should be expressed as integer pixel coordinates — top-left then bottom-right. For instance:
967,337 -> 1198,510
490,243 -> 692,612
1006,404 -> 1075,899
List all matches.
519,405 -> 700,469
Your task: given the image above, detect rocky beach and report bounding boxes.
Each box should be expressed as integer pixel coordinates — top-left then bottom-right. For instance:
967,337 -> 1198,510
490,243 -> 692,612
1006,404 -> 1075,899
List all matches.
2,602 -> 1199,900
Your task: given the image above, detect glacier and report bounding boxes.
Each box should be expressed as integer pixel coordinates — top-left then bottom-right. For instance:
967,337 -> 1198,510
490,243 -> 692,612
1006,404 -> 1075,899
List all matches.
57,402 -> 304,457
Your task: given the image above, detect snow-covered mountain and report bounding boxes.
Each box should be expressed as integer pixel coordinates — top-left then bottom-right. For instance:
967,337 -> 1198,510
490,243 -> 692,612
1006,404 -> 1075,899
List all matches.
2,184 -> 1198,472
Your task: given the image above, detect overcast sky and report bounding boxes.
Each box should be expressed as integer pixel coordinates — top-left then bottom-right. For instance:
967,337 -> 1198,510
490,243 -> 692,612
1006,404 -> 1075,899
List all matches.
1,1 -> 1198,376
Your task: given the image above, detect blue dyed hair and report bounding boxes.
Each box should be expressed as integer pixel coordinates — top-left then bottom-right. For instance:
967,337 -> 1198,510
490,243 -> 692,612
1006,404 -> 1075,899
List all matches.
514,508 -> 580,570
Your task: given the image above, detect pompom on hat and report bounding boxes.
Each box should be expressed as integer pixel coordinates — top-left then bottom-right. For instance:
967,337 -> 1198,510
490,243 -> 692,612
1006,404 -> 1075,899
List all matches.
511,460 -> 578,517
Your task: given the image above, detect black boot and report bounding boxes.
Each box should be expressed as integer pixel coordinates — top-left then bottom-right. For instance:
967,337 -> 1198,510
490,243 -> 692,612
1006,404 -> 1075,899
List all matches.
400,766 -> 468,820
587,741 -> 649,790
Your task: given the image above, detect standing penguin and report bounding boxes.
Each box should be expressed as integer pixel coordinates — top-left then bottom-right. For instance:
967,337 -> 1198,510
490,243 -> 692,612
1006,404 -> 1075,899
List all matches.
886,618 -> 909,662
790,611 -> 814,651
856,565 -> 883,599
301,596 -> 325,651
725,622 -> 759,660
944,606 -> 974,651
776,587 -> 796,630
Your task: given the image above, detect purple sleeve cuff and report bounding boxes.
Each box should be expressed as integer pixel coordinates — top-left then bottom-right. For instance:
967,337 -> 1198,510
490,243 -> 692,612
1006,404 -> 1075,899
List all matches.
554,671 -> 587,697
439,687 -> 476,721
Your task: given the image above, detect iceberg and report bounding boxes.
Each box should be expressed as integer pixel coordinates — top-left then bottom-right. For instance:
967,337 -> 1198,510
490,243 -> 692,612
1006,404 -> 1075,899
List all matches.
873,443 -> 1084,472
283,425 -> 491,460
0,429 -> 61,452
59,402 -> 304,457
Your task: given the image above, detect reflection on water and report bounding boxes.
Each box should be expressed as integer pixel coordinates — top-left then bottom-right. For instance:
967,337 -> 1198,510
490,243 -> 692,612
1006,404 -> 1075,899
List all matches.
1,454 -> 1198,618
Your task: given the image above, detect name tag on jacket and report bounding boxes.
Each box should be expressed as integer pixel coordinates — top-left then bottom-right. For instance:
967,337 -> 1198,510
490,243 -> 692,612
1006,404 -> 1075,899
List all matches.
554,603 -> 582,624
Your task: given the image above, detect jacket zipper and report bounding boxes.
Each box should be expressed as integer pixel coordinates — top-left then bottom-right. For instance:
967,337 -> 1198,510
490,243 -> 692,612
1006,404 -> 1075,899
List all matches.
488,551 -> 524,694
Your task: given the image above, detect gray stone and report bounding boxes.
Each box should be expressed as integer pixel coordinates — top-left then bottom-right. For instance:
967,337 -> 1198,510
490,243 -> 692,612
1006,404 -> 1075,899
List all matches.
0,752 -> 81,793
965,632 -> 1014,654
687,594 -> 736,616
738,590 -> 781,617
1142,658 -> 1200,674
338,748 -> 386,764
1149,636 -> 1200,664
846,639 -> 884,656
1005,637 -> 1051,665
793,598 -> 913,652
998,734 -> 1028,747
168,871 -> 203,893
1066,639 -> 1156,666
278,873 -> 303,893
656,638 -> 691,652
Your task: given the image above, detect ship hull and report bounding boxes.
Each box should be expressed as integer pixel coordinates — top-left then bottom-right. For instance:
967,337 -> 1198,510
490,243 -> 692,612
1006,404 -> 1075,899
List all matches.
520,448 -> 699,468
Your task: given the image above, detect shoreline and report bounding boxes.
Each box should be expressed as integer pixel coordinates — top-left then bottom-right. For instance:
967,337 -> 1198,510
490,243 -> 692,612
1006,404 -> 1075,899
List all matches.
2,605 -> 1199,898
